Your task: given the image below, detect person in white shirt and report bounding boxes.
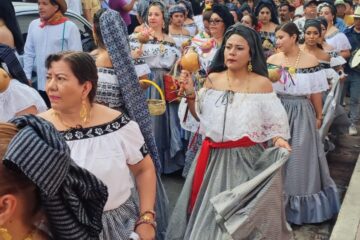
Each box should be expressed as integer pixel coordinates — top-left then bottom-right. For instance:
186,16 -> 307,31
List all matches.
23,0 -> 82,106
65,0 -> 83,15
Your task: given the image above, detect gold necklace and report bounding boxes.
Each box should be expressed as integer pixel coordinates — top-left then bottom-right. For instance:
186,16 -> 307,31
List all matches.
52,110 -> 90,129
284,50 -> 301,75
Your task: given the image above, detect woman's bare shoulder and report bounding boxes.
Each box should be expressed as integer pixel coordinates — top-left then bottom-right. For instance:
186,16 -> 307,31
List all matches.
249,74 -> 273,93
267,52 -> 282,65
92,104 -> 122,121
299,51 -> 320,68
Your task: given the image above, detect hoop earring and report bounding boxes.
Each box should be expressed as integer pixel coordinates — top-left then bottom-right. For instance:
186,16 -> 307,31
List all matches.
79,100 -> 90,124
247,61 -> 253,72
0,228 -> 12,240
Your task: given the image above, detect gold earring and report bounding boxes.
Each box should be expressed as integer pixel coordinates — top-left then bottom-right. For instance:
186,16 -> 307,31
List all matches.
247,61 -> 253,72
79,100 -> 90,124
0,228 -> 12,240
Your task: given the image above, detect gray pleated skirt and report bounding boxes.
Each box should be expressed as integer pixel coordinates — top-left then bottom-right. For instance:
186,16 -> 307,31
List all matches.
279,95 -> 340,225
100,194 -> 139,240
166,144 -> 292,240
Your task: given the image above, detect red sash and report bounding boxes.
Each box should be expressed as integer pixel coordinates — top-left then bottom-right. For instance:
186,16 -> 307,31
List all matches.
188,137 -> 256,212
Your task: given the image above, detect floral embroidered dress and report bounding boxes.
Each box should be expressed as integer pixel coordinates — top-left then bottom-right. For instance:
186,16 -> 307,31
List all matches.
271,64 -> 340,224
129,35 -> 185,174
167,89 -> 292,239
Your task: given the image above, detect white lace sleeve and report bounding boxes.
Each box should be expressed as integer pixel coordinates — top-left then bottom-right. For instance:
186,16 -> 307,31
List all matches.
197,90 -> 290,142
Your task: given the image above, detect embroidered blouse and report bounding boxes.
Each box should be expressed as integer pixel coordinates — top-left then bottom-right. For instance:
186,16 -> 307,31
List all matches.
129,36 -> 180,70
61,114 -> 148,211
270,64 -> 329,96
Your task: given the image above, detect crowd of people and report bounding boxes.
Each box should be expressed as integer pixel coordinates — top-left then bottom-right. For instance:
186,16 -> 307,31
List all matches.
1,0 -> 360,239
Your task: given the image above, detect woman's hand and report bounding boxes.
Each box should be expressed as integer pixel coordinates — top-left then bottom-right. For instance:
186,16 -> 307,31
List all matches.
131,48 -> 143,59
179,70 -> 194,93
274,137 -> 292,151
135,223 -> 155,240
316,119 -> 322,129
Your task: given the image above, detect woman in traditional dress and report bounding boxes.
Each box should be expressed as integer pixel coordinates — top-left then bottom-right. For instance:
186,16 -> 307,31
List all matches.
92,9 -> 169,239
167,23 -> 292,240
267,22 -> 340,225
254,0 -> 279,58
178,0 -> 198,36
38,51 -> 157,240
180,4 -> 234,177
318,3 -> 351,59
168,5 -> 191,48
0,115 -> 108,240
318,16 -> 351,136
130,1 -> 185,174
300,19 -> 348,145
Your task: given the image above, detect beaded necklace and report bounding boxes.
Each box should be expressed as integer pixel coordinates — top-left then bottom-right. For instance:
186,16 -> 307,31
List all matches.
284,50 -> 302,75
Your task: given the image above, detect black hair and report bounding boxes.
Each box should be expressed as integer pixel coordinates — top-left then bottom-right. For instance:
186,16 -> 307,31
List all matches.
0,0 -> 25,54
254,2 -> 279,24
45,51 -> 98,103
304,19 -> 323,49
203,9 -> 213,21
279,2 -> 296,12
317,16 -> 328,29
178,0 -> 195,19
275,22 -> 301,42
93,8 -> 107,49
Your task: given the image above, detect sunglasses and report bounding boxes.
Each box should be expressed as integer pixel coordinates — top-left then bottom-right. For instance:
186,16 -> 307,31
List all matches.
209,19 -> 224,25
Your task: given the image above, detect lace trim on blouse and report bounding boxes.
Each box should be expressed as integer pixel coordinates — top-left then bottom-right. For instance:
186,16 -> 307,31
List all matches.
179,89 -> 290,142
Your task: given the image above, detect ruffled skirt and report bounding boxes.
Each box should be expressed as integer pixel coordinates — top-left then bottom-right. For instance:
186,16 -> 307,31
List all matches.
166,144 -> 292,240
279,94 -> 340,225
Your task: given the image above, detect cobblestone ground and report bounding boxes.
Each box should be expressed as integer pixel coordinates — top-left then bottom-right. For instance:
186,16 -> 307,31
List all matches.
162,130 -> 360,240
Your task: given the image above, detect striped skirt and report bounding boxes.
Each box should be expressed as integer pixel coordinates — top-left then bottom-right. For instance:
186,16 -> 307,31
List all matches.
279,95 -> 340,225
166,145 -> 292,240
100,195 -> 139,240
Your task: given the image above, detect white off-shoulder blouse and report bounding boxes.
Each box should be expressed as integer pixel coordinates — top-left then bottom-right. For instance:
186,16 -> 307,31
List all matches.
179,89 -> 290,143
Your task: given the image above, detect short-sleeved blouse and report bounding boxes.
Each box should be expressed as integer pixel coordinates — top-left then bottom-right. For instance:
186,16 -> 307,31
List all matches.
60,114 -> 148,211
179,89 -> 290,142
325,31 -> 351,53
0,79 -> 47,121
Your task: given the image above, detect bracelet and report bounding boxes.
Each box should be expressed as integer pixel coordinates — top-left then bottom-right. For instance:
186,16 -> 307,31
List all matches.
135,219 -> 157,230
186,95 -> 196,101
184,89 -> 195,96
140,210 -> 156,220
272,136 -> 282,145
